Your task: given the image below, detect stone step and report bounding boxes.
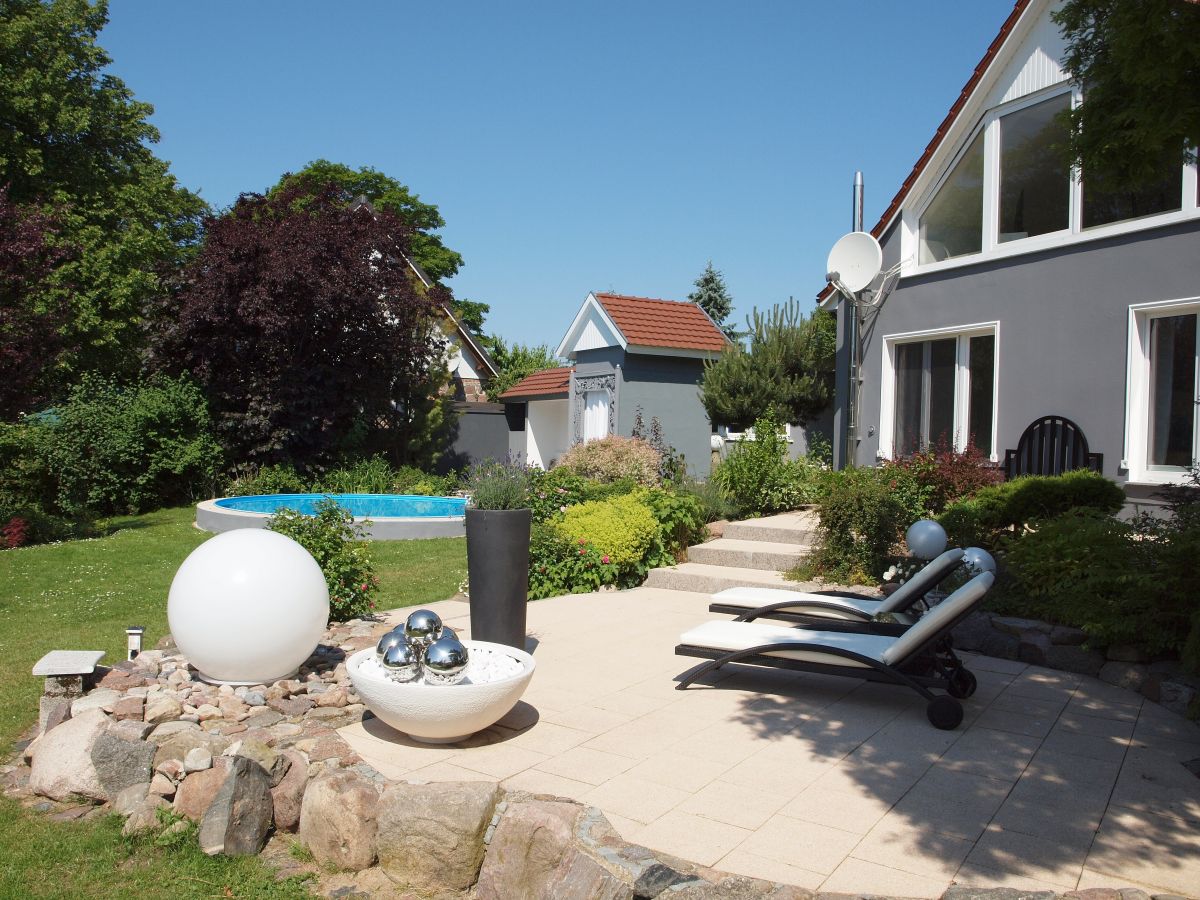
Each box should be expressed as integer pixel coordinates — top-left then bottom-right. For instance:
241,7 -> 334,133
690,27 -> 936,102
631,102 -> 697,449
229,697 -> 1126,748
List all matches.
722,512 -> 819,546
643,562 -> 812,595
686,538 -> 807,572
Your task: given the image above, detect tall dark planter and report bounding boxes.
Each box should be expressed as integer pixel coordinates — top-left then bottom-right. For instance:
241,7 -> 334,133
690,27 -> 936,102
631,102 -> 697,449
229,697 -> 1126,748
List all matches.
466,507 -> 532,649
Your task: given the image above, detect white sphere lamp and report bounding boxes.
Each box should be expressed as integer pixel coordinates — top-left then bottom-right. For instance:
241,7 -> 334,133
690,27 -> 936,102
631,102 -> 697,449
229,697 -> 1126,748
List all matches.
168,529 -> 329,685
905,519 -> 948,560
962,546 -> 997,575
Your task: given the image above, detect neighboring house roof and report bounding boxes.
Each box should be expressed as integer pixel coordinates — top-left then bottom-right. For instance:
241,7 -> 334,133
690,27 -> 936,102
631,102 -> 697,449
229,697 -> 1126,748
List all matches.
556,292 -> 731,359
497,366 -> 574,401
817,0 -> 1032,305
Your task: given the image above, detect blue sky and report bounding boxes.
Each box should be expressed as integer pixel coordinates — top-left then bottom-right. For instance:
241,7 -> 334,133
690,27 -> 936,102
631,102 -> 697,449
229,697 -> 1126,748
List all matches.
104,1 -> 1016,350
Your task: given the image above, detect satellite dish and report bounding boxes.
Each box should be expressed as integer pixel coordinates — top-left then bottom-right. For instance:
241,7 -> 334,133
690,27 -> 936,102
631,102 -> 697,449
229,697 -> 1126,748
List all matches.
826,231 -> 883,294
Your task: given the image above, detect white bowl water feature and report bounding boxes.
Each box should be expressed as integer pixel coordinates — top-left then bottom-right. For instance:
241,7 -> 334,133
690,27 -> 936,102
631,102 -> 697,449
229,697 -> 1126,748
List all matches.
348,640 -> 536,743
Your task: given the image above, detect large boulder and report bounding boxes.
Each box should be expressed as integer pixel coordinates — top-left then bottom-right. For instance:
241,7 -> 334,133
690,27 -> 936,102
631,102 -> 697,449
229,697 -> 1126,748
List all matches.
90,730 -> 156,798
153,729 -> 230,769
173,758 -> 231,821
298,771 -> 380,871
269,749 -> 309,833
197,756 -> 274,856
376,781 -> 502,893
476,797 -> 636,900
144,693 -> 183,725
29,709 -> 109,802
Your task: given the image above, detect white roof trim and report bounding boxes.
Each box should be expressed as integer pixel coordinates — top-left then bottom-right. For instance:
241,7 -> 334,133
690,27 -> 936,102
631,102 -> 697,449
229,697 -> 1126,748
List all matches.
627,344 -> 723,361
555,292 -> 627,359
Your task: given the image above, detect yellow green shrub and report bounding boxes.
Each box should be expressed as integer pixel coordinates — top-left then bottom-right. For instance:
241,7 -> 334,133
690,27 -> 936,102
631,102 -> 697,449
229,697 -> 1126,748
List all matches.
556,493 -> 658,568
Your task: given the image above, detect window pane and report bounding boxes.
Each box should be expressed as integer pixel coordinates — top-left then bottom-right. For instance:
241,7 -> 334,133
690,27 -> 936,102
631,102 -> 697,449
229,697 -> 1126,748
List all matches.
998,95 -> 1071,242
1148,315 -> 1197,467
920,132 -> 984,263
928,339 -> 957,448
894,342 -> 924,457
1082,155 -> 1182,229
968,335 -> 995,452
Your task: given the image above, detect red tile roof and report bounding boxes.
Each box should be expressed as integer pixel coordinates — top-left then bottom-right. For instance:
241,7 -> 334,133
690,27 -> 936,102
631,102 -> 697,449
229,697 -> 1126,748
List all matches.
818,0 -> 1032,303
497,366 -> 573,401
593,293 -> 729,353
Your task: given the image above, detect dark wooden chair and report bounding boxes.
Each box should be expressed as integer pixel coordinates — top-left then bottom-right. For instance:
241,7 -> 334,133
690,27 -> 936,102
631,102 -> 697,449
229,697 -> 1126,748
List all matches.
1004,415 -> 1103,479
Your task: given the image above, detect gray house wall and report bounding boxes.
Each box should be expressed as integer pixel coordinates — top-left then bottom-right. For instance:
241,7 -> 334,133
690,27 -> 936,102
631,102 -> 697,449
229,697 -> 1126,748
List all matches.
846,218 -> 1200,488
438,402 -> 511,473
571,348 -> 716,478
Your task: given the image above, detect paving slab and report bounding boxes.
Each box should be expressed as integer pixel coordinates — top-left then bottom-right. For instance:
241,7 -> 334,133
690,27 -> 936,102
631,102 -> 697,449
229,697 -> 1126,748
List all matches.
338,582 -> 1200,899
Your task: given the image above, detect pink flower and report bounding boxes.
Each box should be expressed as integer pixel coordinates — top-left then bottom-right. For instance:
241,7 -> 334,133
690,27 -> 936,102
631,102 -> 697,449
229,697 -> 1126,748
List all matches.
361,584 -> 368,591
578,549 -> 586,555
601,555 -> 610,564
578,538 -> 586,545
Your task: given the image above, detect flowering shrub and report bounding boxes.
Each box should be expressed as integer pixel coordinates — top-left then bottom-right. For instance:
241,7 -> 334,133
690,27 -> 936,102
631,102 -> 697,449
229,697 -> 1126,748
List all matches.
528,525 -> 621,599
267,498 -> 379,622
466,456 -> 531,510
556,493 -> 659,569
555,435 -> 662,486
640,488 -> 707,567
2,516 -> 28,549
528,467 -> 589,523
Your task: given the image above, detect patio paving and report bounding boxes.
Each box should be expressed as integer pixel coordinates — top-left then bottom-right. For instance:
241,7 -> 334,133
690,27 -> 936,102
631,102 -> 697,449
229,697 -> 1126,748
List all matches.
339,587 -> 1200,898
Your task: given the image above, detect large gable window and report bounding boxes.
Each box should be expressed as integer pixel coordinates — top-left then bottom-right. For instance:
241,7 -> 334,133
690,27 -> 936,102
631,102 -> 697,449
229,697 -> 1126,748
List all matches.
998,94 -> 1071,242
1083,154 -> 1183,229
919,133 -> 984,264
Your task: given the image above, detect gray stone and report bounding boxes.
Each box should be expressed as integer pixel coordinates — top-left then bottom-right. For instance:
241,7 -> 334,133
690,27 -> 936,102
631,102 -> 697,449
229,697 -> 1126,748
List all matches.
32,650 -> 105,677
112,782 -> 150,816
144,694 -> 183,725
244,709 -> 283,727
1050,625 -> 1088,645
198,756 -> 273,857
149,719 -> 199,740
269,749 -> 308,833
149,772 -> 176,798
70,689 -> 121,716
378,781 -> 502,893
152,729 -> 231,769
1020,632 -> 1105,677
1156,680 -> 1198,717
242,691 -> 265,707
1106,644 -> 1149,663
29,708 -> 109,802
184,747 -> 212,773
38,695 -> 72,735
993,616 -> 1052,637
944,890 -> 1056,900
110,719 -> 154,742
90,730 -> 155,797
225,738 -> 289,786
951,613 -> 1020,660
122,796 -> 169,836
634,862 -> 693,897
298,771 -> 379,871
1099,661 -> 1150,693
668,876 -> 809,898
42,673 -> 84,699
267,696 -> 313,717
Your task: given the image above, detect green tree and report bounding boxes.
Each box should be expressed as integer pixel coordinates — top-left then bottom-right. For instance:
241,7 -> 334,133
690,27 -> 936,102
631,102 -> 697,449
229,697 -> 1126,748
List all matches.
1053,0 -> 1200,190
687,261 -> 736,337
702,301 -> 834,430
450,298 -> 490,334
271,159 -> 464,280
0,0 -> 207,381
485,339 -> 562,401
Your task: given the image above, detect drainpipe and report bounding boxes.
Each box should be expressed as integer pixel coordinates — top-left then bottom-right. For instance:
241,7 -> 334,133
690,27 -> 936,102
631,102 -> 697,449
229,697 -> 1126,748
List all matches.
845,171 -> 864,467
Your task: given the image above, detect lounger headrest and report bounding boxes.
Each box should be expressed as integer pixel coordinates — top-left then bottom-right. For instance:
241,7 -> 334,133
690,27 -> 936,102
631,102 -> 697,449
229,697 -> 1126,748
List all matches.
877,548 -> 965,614
879,571 -> 994,666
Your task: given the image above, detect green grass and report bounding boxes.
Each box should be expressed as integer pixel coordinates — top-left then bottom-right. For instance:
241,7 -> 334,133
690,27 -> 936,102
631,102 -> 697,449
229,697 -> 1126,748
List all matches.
0,802 -> 313,899
0,507 -> 466,895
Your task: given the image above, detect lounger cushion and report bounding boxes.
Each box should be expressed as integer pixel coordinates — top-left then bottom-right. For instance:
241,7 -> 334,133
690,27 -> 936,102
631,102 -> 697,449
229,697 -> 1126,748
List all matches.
678,620 -> 896,668
712,587 -> 883,620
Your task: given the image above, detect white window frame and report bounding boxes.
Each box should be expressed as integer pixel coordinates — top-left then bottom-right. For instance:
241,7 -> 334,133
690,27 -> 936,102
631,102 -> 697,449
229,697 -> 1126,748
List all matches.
878,321 -> 1000,461
719,423 -> 793,443
911,85 -> 1199,277
1123,296 -> 1200,484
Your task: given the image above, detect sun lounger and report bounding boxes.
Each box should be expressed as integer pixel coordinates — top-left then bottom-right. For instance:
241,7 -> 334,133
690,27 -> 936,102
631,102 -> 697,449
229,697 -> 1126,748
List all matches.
675,571 -> 993,729
707,548 -> 966,630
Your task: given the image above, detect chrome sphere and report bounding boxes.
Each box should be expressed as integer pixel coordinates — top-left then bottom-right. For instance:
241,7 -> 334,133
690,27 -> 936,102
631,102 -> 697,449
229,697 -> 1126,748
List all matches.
376,627 -> 407,658
905,519 -> 948,560
439,625 -> 458,641
404,609 -> 443,648
423,636 -> 469,686
381,639 -> 421,683
963,546 -> 997,575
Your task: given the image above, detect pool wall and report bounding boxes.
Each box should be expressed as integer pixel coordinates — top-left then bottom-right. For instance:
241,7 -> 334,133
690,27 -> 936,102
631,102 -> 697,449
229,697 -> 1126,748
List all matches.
196,498 -> 465,540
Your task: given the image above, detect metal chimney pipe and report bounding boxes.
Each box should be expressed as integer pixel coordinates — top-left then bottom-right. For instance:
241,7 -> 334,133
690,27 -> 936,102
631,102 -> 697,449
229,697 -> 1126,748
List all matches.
853,171 -> 864,232
845,171 -> 865,465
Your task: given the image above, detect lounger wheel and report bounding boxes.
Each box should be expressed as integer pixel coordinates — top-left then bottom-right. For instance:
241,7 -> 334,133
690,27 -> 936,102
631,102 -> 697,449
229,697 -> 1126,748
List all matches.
947,668 -> 977,699
926,695 -> 964,730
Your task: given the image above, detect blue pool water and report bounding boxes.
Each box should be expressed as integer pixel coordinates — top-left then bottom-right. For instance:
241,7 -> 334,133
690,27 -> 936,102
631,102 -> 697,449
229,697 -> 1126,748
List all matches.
215,493 -> 467,519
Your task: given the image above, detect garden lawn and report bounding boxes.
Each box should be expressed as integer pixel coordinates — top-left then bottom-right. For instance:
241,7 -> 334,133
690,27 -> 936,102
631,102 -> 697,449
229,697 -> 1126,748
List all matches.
0,506 -> 466,896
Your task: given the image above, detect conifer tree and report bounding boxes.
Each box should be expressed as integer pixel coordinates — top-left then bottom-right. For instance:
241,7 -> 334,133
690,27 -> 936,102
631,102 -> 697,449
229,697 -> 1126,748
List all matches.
687,261 -> 736,338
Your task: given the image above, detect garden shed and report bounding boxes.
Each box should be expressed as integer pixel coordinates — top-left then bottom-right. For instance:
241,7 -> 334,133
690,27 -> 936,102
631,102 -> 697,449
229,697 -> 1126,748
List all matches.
500,292 -> 730,474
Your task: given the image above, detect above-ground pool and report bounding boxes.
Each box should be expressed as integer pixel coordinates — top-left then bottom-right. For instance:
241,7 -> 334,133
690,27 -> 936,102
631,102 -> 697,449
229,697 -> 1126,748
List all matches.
196,493 -> 467,540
